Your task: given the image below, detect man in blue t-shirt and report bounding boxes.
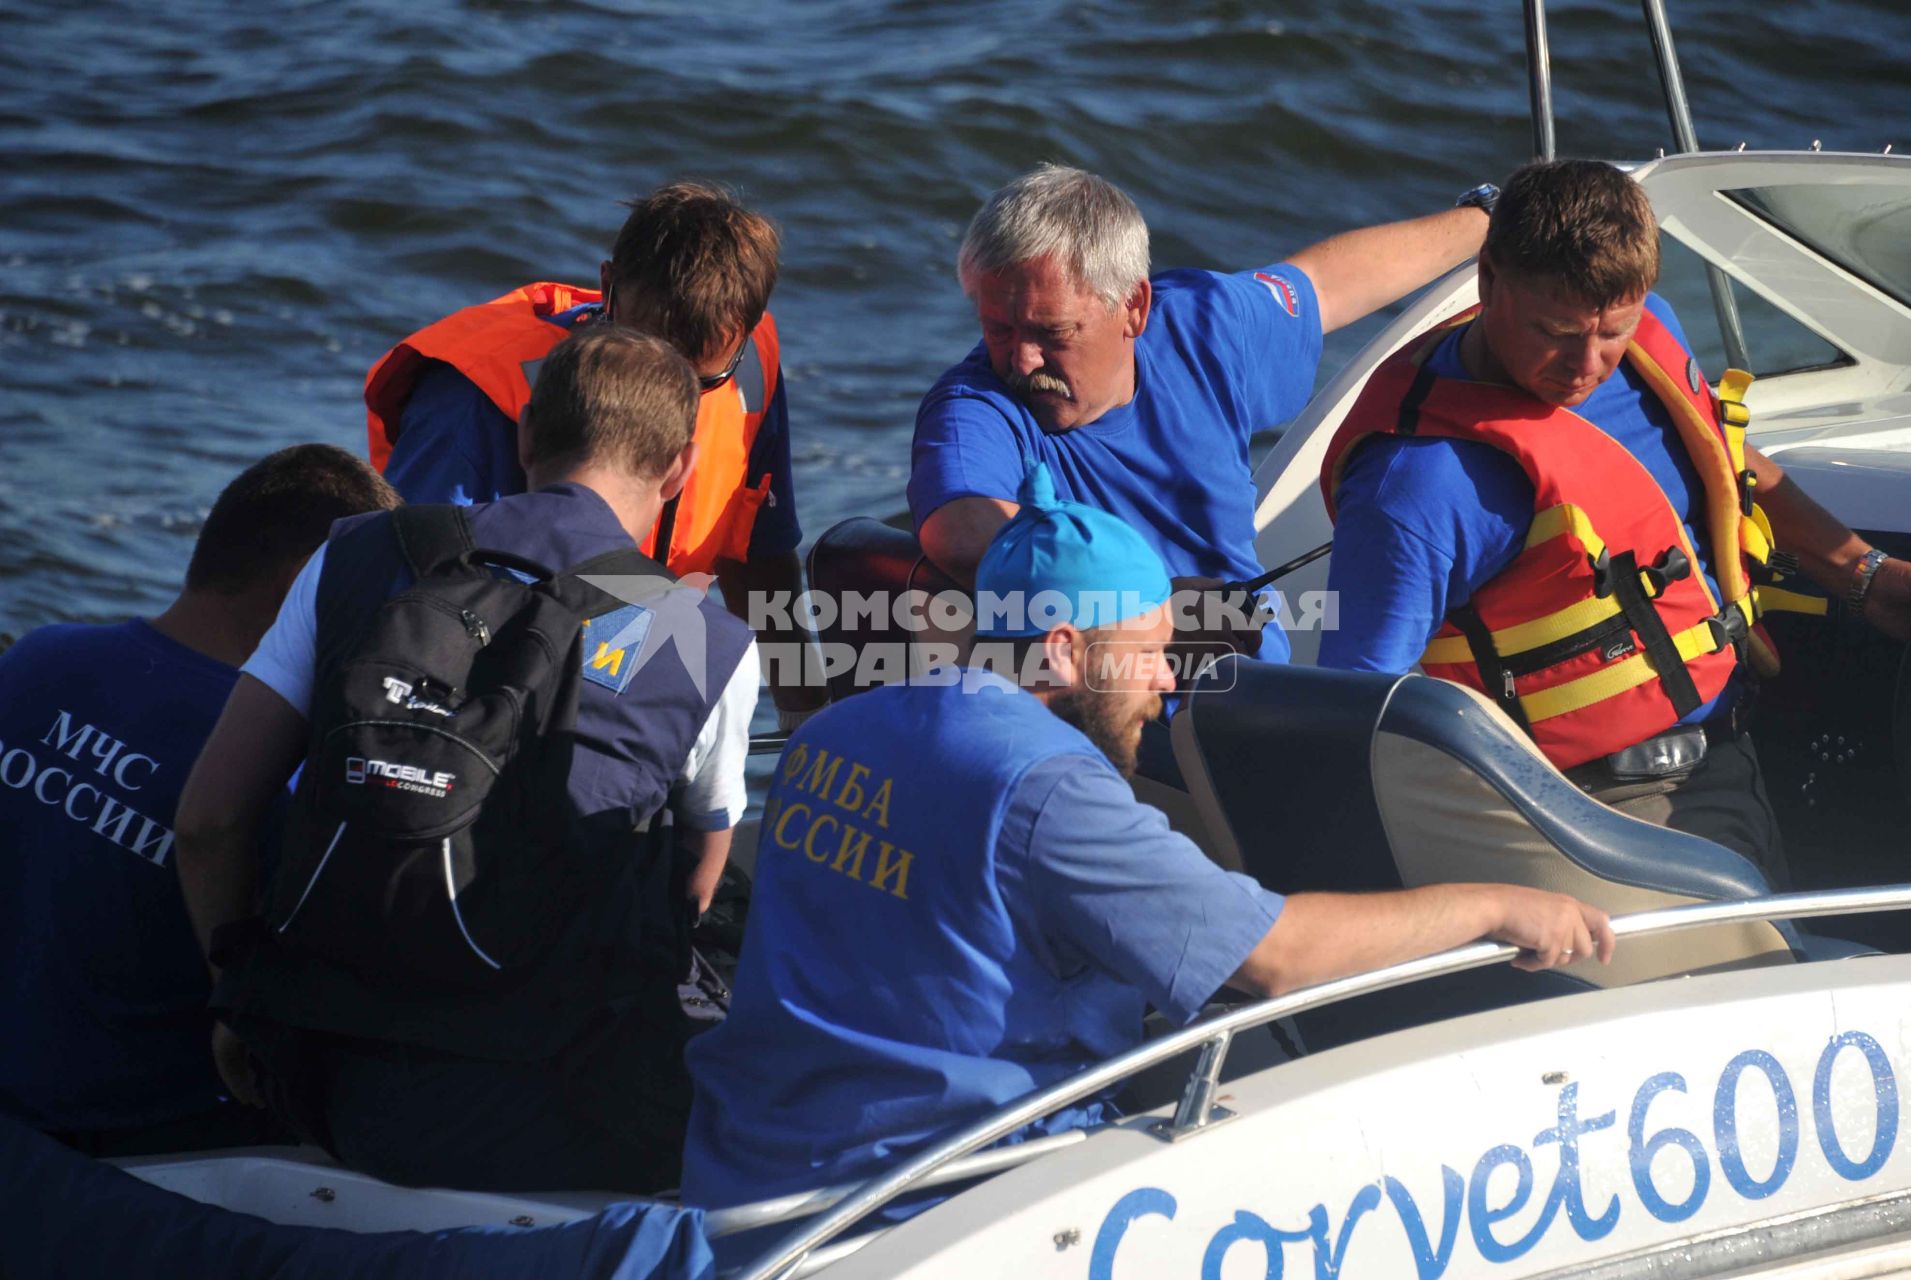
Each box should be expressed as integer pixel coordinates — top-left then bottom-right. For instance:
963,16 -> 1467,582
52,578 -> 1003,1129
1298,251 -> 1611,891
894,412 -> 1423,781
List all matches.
909,164 -> 1501,662
0,445 -> 396,1154
1320,161 -> 1911,884
684,464 -> 1615,1212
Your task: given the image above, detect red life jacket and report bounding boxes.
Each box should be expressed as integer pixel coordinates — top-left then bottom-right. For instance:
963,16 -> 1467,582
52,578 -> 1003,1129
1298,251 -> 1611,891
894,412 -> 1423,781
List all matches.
1320,305 -> 1810,769
364,281 -> 782,577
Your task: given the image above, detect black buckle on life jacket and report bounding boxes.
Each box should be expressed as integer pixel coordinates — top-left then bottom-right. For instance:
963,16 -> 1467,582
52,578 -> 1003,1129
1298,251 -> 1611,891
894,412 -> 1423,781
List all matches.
1751,549 -> 1800,586
1641,547 -> 1692,599
1590,548 -> 1615,598
1591,546 -> 1690,600
1602,548 -> 1705,719
1706,603 -> 1751,656
1739,469 -> 1757,517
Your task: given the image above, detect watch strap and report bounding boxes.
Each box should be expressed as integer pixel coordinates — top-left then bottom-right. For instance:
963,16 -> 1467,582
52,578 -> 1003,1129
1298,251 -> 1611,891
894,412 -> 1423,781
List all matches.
1847,548 -> 1890,611
1456,183 -> 1501,216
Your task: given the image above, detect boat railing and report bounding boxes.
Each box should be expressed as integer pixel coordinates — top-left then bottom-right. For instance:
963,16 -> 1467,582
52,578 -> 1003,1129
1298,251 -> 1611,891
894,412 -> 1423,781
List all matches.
730,884 -> 1911,1280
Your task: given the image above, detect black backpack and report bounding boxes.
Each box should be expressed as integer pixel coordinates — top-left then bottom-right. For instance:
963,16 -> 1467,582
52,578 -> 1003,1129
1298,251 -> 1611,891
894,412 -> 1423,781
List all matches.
265,505 -> 669,991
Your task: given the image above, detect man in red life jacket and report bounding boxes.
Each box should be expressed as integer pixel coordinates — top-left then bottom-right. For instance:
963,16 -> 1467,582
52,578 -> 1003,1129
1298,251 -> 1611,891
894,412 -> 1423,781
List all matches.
1319,160 -> 1911,887
364,180 -> 824,726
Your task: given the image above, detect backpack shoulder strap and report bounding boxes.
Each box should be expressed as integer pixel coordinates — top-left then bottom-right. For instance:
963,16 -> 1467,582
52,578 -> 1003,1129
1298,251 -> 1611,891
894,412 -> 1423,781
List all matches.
391,505 -> 477,580
549,546 -> 675,619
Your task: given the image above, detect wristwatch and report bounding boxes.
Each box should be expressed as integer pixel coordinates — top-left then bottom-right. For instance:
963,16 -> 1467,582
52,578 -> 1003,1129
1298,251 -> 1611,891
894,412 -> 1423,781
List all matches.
1847,548 -> 1891,612
1455,183 -> 1501,216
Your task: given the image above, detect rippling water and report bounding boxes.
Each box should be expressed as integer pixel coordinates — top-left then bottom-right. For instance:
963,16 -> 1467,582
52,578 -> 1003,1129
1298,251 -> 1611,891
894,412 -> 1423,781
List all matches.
1,0 -> 1904,631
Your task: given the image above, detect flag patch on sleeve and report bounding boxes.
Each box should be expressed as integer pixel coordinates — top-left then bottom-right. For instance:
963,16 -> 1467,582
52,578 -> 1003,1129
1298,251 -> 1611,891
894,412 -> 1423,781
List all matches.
1254,271 -> 1301,318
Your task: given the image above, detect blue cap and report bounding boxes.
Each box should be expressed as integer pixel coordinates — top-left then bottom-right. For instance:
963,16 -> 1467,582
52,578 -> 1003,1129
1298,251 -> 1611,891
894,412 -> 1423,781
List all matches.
974,461 -> 1174,638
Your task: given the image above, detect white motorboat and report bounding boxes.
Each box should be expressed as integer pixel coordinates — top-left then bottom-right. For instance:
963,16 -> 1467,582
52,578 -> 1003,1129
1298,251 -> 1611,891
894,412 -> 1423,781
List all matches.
32,1 -> 1910,1277
85,893 -> 1911,1280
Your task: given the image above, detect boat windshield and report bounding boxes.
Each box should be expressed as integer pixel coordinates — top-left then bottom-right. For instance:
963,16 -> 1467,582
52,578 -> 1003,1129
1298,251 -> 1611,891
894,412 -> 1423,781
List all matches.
1726,182 -> 1911,309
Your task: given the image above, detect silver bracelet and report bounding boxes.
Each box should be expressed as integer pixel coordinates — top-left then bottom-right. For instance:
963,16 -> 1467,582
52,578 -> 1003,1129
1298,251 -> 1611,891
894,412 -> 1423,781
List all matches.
1847,548 -> 1890,611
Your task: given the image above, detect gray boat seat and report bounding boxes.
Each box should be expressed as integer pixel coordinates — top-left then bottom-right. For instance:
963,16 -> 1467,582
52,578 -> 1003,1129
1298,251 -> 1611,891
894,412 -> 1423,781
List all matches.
1172,658 -> 1822,996
803,518 -> 960,703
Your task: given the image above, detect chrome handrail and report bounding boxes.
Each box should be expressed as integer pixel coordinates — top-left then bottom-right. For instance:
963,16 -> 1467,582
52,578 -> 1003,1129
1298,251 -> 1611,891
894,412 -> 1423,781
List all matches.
1639,0 -> 1753,370
1523,0 -> 1556,160
734,885 -> 1911,1280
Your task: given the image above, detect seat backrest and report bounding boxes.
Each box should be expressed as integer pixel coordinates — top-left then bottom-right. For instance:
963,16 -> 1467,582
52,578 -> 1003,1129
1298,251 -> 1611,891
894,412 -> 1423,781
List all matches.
803,518 -> 962,702
1174,659 -> 1796,988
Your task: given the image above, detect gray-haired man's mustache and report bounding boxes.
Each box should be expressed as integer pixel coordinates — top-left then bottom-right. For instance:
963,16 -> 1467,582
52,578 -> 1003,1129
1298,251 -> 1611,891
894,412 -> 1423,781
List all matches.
1005,370 -> 1073,400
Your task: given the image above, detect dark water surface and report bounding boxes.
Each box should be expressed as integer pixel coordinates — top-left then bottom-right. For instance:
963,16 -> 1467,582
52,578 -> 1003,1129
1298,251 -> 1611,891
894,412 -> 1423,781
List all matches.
2,0 -> 1905,631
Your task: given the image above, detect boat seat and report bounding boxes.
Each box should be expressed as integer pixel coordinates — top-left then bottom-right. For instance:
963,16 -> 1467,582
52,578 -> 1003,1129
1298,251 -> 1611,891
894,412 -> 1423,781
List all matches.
1173,659 -> 1822,1002
803,517 -> 962,702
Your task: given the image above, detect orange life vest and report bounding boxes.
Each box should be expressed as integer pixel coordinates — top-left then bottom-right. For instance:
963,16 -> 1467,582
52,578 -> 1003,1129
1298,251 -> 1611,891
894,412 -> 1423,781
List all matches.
364,281 -> 781,577
1321,306 -> 1817,769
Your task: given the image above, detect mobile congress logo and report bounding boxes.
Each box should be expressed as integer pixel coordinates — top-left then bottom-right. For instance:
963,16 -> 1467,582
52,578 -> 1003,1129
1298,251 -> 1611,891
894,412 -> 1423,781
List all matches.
344,755 -> 456,797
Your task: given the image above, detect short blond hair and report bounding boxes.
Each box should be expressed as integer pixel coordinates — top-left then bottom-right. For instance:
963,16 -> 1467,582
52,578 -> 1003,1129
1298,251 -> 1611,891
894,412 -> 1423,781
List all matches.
1486,160 -> 1660,305
523,328 -> 698,478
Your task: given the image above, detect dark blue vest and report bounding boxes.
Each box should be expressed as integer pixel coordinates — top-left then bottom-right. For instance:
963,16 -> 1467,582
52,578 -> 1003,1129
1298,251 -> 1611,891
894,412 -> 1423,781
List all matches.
231,484 -> 754,1059
685,672 -> 1132,1207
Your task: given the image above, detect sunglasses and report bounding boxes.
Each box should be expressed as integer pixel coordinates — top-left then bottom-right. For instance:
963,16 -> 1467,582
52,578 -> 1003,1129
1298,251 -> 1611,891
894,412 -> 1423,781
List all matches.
698,337 -> 749,392
602,282 -> 747,392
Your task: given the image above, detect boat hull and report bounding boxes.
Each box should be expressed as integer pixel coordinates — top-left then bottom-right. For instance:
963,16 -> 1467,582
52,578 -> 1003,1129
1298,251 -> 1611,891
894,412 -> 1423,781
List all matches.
817,955 -> 1911,1278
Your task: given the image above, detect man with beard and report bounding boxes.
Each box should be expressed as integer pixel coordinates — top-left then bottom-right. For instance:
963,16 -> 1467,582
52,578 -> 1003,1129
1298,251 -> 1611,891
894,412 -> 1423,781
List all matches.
681,463 -> 1615,1210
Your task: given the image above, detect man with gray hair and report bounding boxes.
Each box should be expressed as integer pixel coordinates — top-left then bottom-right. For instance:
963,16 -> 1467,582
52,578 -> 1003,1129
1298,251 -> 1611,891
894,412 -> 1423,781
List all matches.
910,163 -> 1498,661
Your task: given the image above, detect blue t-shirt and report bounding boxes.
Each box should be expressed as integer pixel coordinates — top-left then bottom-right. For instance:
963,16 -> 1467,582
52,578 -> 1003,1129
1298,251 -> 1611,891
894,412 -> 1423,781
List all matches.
383,305 -> 802,559
909,265 -> 1326,663
1321,294 -> 1737,725
0,620 -> 239,1132
683,672 -> 1283,1210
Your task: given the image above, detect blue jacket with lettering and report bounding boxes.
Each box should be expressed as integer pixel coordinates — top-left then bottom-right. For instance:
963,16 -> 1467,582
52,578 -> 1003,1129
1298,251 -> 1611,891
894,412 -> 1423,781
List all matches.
0,621 -> 243,1132
683,672 -> 1139,1209
223,484 -> 755,1060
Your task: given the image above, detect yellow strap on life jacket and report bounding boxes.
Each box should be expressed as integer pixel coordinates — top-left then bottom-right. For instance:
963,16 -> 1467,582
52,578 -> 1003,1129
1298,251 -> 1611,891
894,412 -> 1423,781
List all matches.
1715,371 -> 1788,578
1419,503 -> 1679,667
1420,595 -> 1630,667
1420,635 -> 1469,667
1717,368 -> 1755,474
1740,510 -> 1774,566
1754,585 -> 1829,618
1713,383 -> 1829,622
1527,503 -> 1604,559
1428,582 -> 1816,708
1518,619 -> 1725,723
